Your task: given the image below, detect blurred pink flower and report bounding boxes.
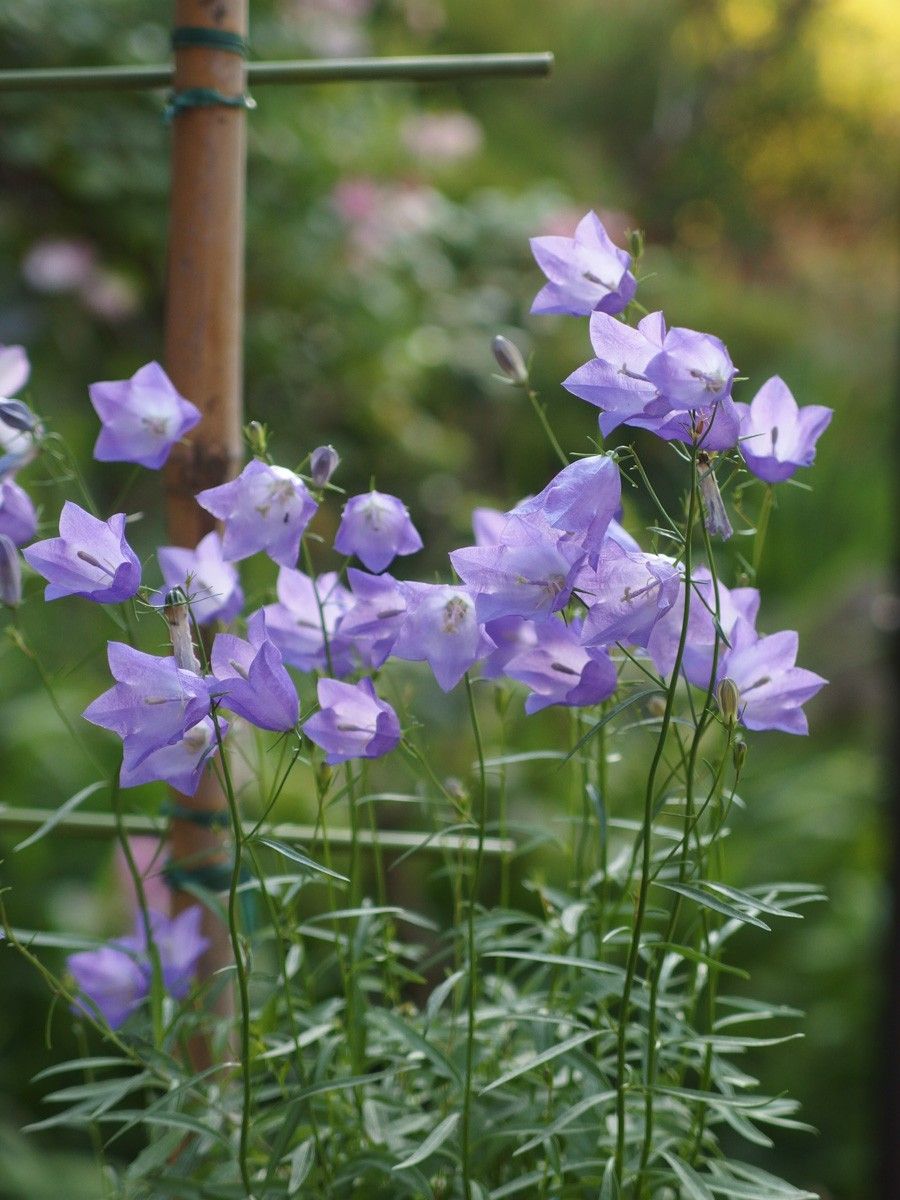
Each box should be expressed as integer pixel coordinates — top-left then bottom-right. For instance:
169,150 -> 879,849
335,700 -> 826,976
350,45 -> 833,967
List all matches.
331,177 -> 442,262
81,270 -> 141,323
114,835 -> 170,918
401,111 -> 483,165
22,239 -> 95,293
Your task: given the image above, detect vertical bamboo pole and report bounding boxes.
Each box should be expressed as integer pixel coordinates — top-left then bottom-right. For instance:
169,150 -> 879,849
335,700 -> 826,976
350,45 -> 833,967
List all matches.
163,0 -> 248,1032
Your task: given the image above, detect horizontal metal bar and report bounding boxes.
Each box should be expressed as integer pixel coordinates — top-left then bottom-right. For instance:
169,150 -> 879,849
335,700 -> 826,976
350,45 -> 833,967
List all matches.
0,52 -> 553,95
0,804 -> 514,858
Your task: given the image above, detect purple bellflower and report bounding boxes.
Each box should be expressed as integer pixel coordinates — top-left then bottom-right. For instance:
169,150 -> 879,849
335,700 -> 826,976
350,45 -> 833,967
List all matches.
336,568 -> 408,670
263,568 -> 354,674
505,617 -> 617,714
334,490 -> 423,574
89,361 -> 201,470
23,501 -> 140,603
0,344 -> 30,398
67,906 -> 209,1028
0,479 -> 37,546
472,506 -> 509,547
83,642 -> 211,770
196,459 -> 318,568
157,531 -> 243,625
481,616 -> 539,680
303,677 -> 401,765
210,610 -> 299,731
514,455 -> 621,557
735,376 -> 833,484
119,716 -> 223,795
530,211 -> 637,317
576,541 -> 680,648
643,324 -> 737,412
450,513 -> 585,624
718,621 -> 826,735
392,582 -> 495,691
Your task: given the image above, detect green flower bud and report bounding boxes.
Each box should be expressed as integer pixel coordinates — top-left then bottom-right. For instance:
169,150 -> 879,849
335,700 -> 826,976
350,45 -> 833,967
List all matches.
716,677 -> 740,726
245,420 -> 268,458
491,334 -> 529,387
733,737 -> 747,774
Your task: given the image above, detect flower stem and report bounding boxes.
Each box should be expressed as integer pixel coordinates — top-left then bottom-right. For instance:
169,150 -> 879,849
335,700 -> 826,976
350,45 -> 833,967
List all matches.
526,386 -> 568,468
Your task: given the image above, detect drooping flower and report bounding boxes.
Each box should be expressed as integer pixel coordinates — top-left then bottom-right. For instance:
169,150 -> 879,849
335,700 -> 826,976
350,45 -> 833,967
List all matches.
0,479 -> 37,546
0,345 -> 30,398
309,444 -> 340,488
735,376 -> 833,484
67,906 -> 209,1029
23,501 -> 140,603
89,361 -> 201,470
576,541 -> 680,648
481,615 -> 539,680
119,716 -> 223,795
263,568 -> 354,674
0,534 -> 22,607
471,506 -> 509,547
391,582 -> 495,691
643,324 -> 737,412
335,568 -> 407,669
156,531 -> 243,625
450,513 -> 585,623
514,455 -> 621,556
334,490 -> 423,574
210,610 -> 299,731
530,211 -> 637,317
83,642 -> 210,770
717,621 -> 826,735
196,459 -> 318,567
505,617 -> 617,714
303,677 -> 400,764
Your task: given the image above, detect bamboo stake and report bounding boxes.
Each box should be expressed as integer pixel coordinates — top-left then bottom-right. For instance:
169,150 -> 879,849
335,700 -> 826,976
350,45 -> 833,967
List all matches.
162,0 -> 248,1032
0,53 -> 553,94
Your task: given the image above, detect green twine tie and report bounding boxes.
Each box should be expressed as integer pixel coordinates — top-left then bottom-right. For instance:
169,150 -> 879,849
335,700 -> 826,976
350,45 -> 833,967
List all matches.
161,799 -> 231,829
164,860 -> 256,929
163,87 -> 256,124
171,26 -> 249,57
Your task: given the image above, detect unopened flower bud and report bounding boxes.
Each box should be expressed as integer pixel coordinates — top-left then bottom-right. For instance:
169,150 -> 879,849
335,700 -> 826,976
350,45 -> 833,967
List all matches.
491,335 -> 529,387
245,420 -> 268,458
733,737 -> 747,774
716,676 -> 740,726
316,760 -> 333,793
310,444 -> 340,488
628,228 -> 645,262
648,694 -> 666,718
0,398 -> 38,433
0,534 -> 22,607
698,452 -> 733,541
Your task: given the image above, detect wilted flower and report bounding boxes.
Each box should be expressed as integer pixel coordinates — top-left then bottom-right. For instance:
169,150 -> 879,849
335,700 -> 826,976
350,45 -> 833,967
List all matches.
530,211 -> 637,317
303,677 -> 400,764
735,376 -> 833,484
0,479 -> 37,546
23,502 -> 140,603
391,582 -> 494,691
505,617 -> 617,714
196,459 -> 318,567
310,444 -> 340,487
0,533 -> 22,606
89,362 -> 201,470
334,490 -> 423,574
156,531 -> 243,625
698,452 -> 733,541
210,610 -> 299,731
0,398 -> 38,434
263,568 -> 354,674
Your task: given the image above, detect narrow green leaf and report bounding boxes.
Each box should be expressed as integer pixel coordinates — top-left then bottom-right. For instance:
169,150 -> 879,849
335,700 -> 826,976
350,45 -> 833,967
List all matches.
256,836 -> 349,883
654,881 -> 771,930
662,1153 -> 715,1200
480,1029 -> 599,1095
599,1158 -> 620,1200
645,941 -> 750,979
513,1089 -> 615,1156
564,688 -> 664,762
485,950 -> 625,978
369,1009 -> 462,1085
288,1139 -> 314,1194
14,782 -> 106,852
703,882 -> 802,920
393,1111 -> 459,1171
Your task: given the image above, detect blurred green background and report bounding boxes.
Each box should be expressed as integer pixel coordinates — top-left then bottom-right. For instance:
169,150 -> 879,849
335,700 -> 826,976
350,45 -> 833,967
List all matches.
0,1 -> 896,1196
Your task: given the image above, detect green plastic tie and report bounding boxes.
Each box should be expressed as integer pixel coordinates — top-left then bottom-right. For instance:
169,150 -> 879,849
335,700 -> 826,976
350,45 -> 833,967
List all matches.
163,87 -> 256,123
171,26 -> 248,57
163,860 -> 242,893
161,800 -> 231,829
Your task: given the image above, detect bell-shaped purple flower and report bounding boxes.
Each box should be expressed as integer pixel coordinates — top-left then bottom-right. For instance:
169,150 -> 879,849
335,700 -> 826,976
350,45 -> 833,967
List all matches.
83,642 -> 211,770
472,506 -> 509,547
262,568 -> 354,674
514,455 -> 621,556
23,501 -> 141,603
0,344 -> 30,398
530,211 -> 637,317
119,716 -> 223,795
210,610 -> 299,731
196,459 -> 318,568
481,616 -> 539,680
391,582 -> 495,692
577,541 -> 680,648
336,568 -> 408,670
89,361 -> 201,470
303,676 -> 401,765
67,943 -> 148,1029
334,489 -> 423,574
0,479 -> 37,546
643,325 -> 737,412
450,513 -> 585,623
505,617 -> 617,714
142,907 -> 209,998
717,622 -> 826,735
157,531 -> 243,625
735,376 -> 833,484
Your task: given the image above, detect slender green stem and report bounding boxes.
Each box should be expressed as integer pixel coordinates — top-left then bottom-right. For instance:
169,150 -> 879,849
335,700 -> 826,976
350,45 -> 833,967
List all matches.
461,674 -> 488,1200
752,484 -> 774,578
614,446 -> 699,1192
526,386 -> 568,468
